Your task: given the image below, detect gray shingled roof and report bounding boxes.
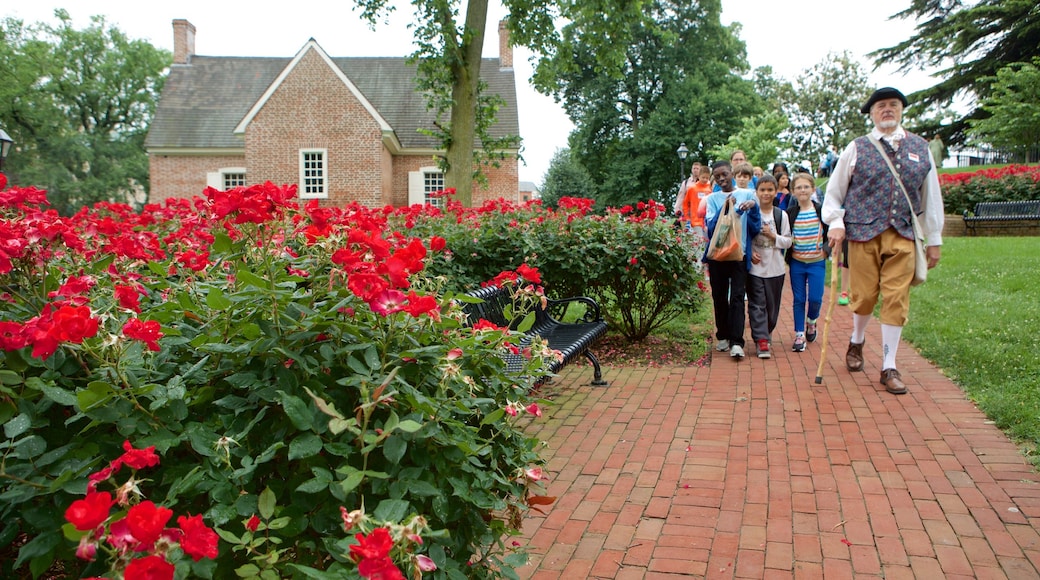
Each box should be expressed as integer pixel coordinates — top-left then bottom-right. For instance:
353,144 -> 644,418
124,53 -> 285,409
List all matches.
145,53 -> 518,151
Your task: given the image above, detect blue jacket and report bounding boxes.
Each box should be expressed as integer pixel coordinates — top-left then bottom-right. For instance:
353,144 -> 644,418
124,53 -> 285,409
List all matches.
702,191 -> 762,270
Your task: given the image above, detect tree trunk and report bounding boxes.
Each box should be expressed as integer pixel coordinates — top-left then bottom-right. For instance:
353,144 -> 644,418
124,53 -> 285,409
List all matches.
445,0 -> 489,207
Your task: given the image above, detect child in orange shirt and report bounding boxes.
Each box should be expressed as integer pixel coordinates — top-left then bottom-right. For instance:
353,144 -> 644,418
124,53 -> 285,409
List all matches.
683,165 -> 713,242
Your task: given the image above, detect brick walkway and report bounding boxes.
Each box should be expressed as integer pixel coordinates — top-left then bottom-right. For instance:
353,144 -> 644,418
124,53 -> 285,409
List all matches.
519,287 -> 1040,579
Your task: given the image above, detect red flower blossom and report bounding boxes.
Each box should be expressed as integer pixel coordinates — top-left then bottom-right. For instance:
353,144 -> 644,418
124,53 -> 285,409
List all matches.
429,236 -> 446,251
177,514 -> 219,561
114,284 -> 143,312
122,318 -> 163,351
358,556 -> 405,580
245,515 -> 261,532
119,440 -> 160,470
516,263 -> 542,284
0,321 -> 27,351
126,501 -> 174,545
124,554 -> 175,580
65,491 -> 114,531
350,527 -> 394,561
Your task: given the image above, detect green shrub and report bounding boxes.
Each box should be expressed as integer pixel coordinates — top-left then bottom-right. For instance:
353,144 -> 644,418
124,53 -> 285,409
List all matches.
401,197 -> 706,341
0,185 -> 551,579
940,164 -> 1040,214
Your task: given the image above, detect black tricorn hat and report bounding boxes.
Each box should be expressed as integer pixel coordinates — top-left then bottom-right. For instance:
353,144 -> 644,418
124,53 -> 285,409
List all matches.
860,87 -> 908,114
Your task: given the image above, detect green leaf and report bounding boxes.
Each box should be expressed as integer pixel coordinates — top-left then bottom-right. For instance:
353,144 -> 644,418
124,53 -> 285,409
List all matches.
13,435 -> 46,459
206,288 -> 233,311
395,419 -> 423,433
3,413 -> 31,438
215,528 -> 242,544
258,487 -> 276,520
212,232 -> 233,253
288,433 -> 322,460
236,268 -> 268,289
382,435 -> 406,464
39,383 -> 78,407
339,471 -> 365,495
77,381 -> 115,411
0,370 -> 23,386
235,563 -> 260,578
329,418 -> 353,435
481,408 -> 505,426
277,391 -> 313,431
373,499 -> 410,523
13,530 -> 59,569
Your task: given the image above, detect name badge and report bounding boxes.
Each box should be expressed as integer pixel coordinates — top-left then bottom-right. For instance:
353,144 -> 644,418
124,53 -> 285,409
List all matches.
908,153 -> 920,163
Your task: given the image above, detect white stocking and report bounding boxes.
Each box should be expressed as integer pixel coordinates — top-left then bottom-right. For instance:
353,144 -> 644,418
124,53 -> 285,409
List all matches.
881,324 -> 903,371
851,313 -> 871,345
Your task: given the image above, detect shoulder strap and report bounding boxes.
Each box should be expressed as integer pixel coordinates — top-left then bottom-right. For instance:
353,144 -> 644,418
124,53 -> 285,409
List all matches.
773,207 -> 782,230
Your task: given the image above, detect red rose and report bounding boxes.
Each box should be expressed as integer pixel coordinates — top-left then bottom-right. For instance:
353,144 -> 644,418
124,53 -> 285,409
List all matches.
516,263 -> 542,284
122,318 -> 163,351
126,501 -> 173,545
350,527 -> 394,562
177,513 -> 219,561
245,515 -> 261,532
65,491 -> 114,531
119,440 -> 160,470
123,555 -> 174,580
358,556 -> 405,580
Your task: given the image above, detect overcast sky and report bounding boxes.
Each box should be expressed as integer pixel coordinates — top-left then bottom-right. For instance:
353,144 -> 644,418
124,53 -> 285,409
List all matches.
5,1 -> 941,187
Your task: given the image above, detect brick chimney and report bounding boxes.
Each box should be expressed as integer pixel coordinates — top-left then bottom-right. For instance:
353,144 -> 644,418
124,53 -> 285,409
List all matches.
172,19 -> 196,65
498,20 -> 512,70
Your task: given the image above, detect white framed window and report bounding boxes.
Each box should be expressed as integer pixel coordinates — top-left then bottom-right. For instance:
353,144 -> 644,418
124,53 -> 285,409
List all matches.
407,166 -> 446,208
223,172 -> 246,189
299,149 -> 328,199
206,167 -> 248,190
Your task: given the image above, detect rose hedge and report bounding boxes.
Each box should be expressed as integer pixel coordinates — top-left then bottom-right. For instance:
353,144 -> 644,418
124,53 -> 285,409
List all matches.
1,183 -> 558,579
940,164 -> 1040,215
395,196 -> 707,340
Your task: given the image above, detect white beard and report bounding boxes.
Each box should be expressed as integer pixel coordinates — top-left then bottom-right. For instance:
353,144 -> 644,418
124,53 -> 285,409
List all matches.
877,119 -> 899,130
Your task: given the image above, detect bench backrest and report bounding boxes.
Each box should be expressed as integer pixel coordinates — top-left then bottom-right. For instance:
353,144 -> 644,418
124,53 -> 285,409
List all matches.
974,200 -> 1040,217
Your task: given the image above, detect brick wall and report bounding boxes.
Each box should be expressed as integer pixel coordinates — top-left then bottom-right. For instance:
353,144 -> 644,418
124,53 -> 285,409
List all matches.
149,154 -> 245,204
244,49 -> 388,207
391,155 -> 519,207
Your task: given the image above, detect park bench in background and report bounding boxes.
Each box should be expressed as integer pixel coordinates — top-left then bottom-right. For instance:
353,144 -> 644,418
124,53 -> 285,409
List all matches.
962,200 -> 1040,236
463,286 -> 609,386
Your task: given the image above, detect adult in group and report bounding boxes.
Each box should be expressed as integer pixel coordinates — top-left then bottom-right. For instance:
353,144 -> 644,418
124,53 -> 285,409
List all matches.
822,87 -> 944,395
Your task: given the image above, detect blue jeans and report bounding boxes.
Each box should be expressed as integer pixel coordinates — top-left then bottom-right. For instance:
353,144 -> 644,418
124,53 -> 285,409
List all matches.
789,259 -> 825,333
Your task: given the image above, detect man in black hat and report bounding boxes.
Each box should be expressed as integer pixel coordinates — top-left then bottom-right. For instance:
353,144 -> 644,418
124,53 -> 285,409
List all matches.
820,87 -> 945,395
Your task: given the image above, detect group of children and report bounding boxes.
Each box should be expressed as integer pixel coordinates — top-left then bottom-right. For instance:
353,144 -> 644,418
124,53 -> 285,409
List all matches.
679,159 -> 832,361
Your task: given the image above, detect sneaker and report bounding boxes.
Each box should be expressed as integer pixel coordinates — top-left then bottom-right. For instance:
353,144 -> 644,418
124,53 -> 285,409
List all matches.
715,339 -> 730,352
757,339 -> 771,359
792,335 -> 806,352
838,291 -> 850,306
730,344 -> 745,359
806,320 -> 818,343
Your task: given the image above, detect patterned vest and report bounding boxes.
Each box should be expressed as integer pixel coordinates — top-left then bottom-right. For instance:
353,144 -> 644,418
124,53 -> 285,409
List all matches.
844,132 -> 931,242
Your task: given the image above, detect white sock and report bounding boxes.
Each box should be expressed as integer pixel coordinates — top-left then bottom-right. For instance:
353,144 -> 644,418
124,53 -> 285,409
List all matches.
881,324 -> 903,370
852,313 -> 871,344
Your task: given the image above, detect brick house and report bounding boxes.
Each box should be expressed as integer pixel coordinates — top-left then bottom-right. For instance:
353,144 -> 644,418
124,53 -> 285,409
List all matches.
145,19 -> 520,207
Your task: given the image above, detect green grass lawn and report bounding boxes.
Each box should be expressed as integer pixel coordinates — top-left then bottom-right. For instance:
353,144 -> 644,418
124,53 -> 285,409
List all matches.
903,237 -> 1040,464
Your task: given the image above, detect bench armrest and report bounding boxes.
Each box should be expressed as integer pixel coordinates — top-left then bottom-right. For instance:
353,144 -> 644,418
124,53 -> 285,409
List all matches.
543,296 -> 604,324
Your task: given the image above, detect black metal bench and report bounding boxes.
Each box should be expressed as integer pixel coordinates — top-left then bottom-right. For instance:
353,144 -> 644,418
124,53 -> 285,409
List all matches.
463,285 -> 609,386
963,200 -> 1040,235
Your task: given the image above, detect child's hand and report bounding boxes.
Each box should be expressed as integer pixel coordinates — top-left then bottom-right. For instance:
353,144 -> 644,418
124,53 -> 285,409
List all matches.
762,223 -> 776,240
751,251 -> 762,265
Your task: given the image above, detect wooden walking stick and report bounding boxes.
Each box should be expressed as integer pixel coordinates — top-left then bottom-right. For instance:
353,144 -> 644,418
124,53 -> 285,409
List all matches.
815,248 -> 842,384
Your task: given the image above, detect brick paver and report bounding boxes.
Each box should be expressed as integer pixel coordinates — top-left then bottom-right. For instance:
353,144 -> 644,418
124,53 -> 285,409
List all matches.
518,286 -> 1040,578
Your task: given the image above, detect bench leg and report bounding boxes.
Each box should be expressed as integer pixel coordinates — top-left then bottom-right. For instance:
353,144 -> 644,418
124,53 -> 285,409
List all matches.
585,351 -> 609,386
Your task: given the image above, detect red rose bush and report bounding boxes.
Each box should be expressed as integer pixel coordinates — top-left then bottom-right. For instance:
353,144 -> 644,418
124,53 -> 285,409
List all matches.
0,183 -> 554,578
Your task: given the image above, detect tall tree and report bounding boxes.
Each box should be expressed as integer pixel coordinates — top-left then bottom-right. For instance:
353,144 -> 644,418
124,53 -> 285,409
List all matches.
539,147 -> 596,208
0,11 -> 170,214
870,0 -> 1040,144
708,110 -> 788,170
534,0 -> 759,209
780,52 -> 871,165
354,0 -> 642,206
967,58 -> 1040,162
